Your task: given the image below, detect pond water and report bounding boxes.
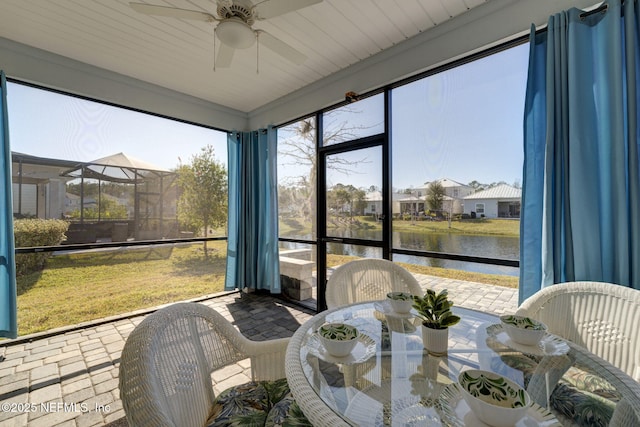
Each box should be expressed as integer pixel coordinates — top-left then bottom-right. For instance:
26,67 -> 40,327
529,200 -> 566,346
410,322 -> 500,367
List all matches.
282,229 -> 520,277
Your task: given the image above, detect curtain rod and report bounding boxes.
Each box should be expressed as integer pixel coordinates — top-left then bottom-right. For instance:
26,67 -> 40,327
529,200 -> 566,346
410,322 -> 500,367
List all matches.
580,2 -> 610,19
535,1 -> 625,33
580,0 -> 629,19
232,128 -> 269,138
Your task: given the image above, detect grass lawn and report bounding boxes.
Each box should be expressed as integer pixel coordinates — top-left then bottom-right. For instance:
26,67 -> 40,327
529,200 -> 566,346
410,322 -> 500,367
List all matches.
16,236 -> 518,336
16,241 -> 228,336
281,216 -> 520,238
366,216 -> 520,236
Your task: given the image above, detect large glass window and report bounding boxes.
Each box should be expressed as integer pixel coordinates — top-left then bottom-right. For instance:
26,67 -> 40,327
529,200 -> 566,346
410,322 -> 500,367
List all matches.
277,117 -> 317,241
321,93 -> 385,146
325,146 -> 383,241
8,82 -> 229,335
277,118 -> 319,308
390,43 -> 528,280
9,82 -> 228,238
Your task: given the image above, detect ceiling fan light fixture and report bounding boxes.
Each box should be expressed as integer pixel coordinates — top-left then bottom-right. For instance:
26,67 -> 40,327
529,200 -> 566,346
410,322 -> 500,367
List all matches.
216,18 -> 255,49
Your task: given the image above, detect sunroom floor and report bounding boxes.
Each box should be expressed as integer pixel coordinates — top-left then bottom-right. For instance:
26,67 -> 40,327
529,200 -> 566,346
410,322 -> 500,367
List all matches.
0,273 -> 518,427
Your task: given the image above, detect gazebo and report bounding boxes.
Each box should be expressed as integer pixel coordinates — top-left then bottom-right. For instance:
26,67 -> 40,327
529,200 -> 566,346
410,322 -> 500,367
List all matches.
60,152 -> 178,242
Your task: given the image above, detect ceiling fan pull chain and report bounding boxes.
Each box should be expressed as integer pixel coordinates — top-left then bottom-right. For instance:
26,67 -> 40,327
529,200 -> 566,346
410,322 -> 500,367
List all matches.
256,32 -> 260,74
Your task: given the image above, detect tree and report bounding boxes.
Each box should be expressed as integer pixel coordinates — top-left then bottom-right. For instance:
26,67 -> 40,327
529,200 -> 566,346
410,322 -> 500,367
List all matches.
468,180 -> 484,192
353,188 -> 367,216
487,180 -> 507,189
177,145 -> 227,256
278,108 -> 378,236
278,177 -> 311,218
327,184 -> 367,222
69,197 -> 128,220
426,181 -> 445,212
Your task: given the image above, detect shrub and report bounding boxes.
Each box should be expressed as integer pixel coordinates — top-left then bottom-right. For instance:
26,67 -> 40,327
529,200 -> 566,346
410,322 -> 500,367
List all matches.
14,219 -> 69,276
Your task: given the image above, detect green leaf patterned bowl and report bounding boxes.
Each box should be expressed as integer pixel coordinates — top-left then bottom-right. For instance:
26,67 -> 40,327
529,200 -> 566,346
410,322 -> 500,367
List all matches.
458,369 -> 531,427
386,292 -> 414,313
500,314 -> 548,346
317,323 -> 359,357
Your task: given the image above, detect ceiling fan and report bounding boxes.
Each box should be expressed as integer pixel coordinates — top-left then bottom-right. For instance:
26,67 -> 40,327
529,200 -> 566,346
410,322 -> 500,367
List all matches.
130,0 -> 321,69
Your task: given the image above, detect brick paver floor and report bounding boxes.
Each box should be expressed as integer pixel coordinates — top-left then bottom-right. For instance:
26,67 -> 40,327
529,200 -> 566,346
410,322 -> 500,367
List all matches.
0,274 -> 517,426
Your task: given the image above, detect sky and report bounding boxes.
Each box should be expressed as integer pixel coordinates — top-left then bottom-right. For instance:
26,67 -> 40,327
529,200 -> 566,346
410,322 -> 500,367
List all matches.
7,83 -> 228,171
277,42 -> 530,191
391,43 -> 529,189
7,42 -> 528,189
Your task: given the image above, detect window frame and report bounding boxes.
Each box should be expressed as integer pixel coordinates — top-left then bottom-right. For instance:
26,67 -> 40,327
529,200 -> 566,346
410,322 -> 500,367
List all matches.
276,35 -> 526,311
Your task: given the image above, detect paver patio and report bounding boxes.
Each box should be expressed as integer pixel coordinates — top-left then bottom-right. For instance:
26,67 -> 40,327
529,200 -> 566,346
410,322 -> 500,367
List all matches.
0,274 -> 518,427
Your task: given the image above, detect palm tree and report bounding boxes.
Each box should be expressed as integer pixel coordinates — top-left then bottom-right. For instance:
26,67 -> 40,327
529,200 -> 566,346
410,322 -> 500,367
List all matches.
426,181 -> 445,214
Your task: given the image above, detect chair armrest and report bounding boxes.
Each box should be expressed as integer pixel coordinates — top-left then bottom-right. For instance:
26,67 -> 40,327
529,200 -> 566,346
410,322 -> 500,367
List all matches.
526,354 -> 574,407
244,337 -> 290,381
610,398 -> 639,426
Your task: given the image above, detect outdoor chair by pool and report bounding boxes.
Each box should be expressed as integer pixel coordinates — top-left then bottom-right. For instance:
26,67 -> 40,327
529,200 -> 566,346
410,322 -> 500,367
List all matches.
119,302 -> 309,427
326,258 -> 422,309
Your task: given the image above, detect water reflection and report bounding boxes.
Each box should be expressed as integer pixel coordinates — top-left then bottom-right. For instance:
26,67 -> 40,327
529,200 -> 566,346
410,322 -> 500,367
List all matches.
281,229 -> 519,276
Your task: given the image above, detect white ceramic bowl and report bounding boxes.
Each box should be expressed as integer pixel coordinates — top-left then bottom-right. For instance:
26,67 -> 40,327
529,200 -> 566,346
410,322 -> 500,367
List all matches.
317,323 -> 359,357
458,369 -> 530,427
500,314 -> 548,346
386,291 -> 414,314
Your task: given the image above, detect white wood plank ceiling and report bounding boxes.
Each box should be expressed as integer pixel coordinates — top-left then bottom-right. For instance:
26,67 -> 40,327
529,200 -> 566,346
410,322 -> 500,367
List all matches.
0,0 -> 489,112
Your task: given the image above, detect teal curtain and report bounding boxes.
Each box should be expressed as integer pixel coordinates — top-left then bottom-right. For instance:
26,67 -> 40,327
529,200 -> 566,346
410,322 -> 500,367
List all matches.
0,71 -> 17,338
225,127 -> 281,293
521,0 -> 640,302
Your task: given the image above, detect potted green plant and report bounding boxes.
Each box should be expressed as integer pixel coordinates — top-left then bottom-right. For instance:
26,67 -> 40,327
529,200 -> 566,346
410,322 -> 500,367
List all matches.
412,289 -> 461,355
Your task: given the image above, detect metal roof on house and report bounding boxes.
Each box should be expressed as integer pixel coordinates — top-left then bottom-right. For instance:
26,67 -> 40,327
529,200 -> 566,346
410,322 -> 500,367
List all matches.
366,191 -> 383,201
465,184 -> 521,200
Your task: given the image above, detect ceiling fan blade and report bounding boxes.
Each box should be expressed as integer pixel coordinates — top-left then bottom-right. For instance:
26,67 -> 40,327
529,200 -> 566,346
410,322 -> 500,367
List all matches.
253,0 -> 322,20
130,3 -> 216,22
216,43 -> 235,68
258,31 -> 306,65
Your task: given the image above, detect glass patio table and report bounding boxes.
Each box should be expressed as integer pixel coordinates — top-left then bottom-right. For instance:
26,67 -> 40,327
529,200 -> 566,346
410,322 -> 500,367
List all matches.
284,301 -> 640,426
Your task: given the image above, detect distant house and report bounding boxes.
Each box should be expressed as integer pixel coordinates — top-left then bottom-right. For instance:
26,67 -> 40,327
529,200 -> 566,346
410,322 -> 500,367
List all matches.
365,180 -> 521,219
363,191 -> 383,217
418,178 -> 473,215
419,178 -> 475,199
396,193 -> 424,216
463,184 -> 521,218
365,178 -> 476,219
363,191 -> 424,218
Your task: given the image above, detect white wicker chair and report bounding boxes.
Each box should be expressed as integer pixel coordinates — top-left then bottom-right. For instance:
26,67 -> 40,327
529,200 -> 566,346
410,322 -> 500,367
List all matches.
325,259 -> 423,309
119,302 -> 291,427
524,343 -> 640,426
610,397 -> 640,427
516,281 -> 640,382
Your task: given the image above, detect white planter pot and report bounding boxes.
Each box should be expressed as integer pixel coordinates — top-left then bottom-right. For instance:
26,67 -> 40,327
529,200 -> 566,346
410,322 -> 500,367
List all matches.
421,325 -> 449,356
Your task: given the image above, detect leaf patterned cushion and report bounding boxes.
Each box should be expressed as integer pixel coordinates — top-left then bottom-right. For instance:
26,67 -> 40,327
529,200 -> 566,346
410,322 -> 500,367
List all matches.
265,394 -> 313,427
550,383 -> 615,427
497,354 -> 621,427
206,378 -> 310,427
